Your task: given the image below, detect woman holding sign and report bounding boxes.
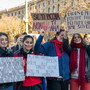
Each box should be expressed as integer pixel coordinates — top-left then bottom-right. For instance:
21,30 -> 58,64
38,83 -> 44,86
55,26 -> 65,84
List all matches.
34,29 -> 70,90
70,33 -> 90,90
0,32 -> 14,90
14,35 -> 45,90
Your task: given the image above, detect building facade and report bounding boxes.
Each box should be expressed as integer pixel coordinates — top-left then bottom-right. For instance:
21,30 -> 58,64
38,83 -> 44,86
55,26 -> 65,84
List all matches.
0,0 -> 90,19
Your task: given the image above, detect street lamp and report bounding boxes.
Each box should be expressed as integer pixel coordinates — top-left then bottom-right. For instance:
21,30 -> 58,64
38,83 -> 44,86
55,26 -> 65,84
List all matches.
25,0 -> 28,34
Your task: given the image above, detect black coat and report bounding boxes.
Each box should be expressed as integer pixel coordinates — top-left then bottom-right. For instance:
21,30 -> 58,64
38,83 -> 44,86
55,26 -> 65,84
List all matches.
0,47 -> 13,57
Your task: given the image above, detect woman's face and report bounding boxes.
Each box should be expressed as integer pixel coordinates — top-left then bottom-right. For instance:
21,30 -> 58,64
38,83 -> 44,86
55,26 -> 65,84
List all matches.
56,31 -> 65,41
0,35 -> 8,48
73,34 -> 82,43
22,38 -> 34,52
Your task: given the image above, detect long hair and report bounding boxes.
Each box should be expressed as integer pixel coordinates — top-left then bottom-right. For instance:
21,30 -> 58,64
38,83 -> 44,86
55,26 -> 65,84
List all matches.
70,33 -> 83,47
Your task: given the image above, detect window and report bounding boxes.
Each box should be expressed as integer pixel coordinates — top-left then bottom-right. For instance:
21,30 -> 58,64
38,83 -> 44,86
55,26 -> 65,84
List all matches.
11,13 -> 13,16
18,11 -> 20,14
52,6 -> 55,13
22,10 -> 24,14
57,4 -> 60,11
48,8 -> 50,13
43,2 -> 45,6
38,4 -> 40,8
72,2 -> 74,6
15,12 -> 17,16
43,9 -> 45,13
48,1 -> 50,5
30,7 -> 32,10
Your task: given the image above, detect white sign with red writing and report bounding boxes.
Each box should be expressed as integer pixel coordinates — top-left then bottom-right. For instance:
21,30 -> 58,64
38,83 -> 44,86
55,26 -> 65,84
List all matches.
31,13 -> 61,31
66,10 -> 90,33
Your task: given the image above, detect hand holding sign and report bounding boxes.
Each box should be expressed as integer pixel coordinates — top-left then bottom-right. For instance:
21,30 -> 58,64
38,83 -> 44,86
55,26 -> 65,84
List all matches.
40,29 -> 45,36
32,13 -> 61,31
57,76 -> 63,78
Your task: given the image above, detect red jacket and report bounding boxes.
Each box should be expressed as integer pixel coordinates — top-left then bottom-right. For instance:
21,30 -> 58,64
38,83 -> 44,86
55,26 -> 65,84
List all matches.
14,48 -> 42,86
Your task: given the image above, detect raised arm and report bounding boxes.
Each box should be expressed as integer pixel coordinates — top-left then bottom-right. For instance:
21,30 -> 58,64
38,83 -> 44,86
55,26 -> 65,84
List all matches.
63,30 -> 71,55
34,30 -> 51,54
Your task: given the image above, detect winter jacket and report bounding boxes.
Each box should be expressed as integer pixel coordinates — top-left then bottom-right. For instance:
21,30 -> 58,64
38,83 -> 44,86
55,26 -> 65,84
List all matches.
34,35 -> 70,81
67,44 -> 90,82
14,48 -> 47,90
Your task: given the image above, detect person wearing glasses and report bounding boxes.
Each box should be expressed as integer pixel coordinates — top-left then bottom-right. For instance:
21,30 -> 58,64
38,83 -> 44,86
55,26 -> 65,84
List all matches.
70,33 -> 90,90
34,29 -> 70,90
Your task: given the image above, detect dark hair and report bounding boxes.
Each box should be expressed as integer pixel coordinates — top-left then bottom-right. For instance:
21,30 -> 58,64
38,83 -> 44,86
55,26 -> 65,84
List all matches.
83,33 -> 88,39
22,32 -> 27,35
22,35 -> 34,43
0,32 -> 8,40
71,33 -> 83,47
14,34 -> 22,42
50,29 -> 65,41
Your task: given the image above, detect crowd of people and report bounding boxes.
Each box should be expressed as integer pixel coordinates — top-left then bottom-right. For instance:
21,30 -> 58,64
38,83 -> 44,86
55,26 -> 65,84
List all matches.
0,29 -> 90,90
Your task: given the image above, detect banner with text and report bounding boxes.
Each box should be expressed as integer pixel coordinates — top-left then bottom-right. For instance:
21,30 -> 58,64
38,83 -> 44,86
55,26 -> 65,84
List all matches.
31,13 -> 61,31
66,10 -> 90,33
26,55 -> 59,77
0,57 -> 25,83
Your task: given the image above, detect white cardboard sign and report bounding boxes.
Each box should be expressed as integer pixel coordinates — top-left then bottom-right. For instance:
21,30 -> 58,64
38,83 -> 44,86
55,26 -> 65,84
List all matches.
27,55 -> 59,77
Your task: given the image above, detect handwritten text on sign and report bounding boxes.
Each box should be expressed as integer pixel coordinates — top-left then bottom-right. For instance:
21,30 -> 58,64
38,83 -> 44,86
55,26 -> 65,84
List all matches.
26,55 -> 59,77
66,10 -> 90,33
0,57 -> 25,83
31,13 -> 61,31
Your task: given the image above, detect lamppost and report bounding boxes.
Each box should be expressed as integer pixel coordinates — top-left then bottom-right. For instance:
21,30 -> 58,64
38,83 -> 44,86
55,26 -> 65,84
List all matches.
25,0 -> 28,34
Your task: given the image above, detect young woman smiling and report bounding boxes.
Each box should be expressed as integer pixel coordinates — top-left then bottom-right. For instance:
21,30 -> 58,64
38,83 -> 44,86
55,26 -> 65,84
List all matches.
70,33 -> 90,90
14,35 -> 44,90
0,32 -> 14,90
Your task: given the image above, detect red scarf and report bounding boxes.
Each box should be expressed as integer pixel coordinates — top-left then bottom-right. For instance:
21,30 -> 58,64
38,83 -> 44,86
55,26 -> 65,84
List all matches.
70,43 -> 86,85
50,40 -> 64,57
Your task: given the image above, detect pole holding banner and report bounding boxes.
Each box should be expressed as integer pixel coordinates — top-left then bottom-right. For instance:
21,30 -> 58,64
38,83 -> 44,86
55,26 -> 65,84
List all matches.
25,0 -> 28,34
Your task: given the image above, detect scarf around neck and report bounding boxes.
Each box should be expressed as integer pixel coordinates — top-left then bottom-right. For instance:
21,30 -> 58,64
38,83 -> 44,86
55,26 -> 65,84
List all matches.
50,40 -> 64,57
70,42 -> 86,85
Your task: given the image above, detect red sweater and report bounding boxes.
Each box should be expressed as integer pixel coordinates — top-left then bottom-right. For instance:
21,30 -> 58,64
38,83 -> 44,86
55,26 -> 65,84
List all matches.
14,51 -> 42,86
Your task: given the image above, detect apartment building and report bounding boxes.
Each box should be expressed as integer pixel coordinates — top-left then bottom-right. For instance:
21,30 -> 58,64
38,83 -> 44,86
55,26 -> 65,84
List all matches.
0,0 -> 89,19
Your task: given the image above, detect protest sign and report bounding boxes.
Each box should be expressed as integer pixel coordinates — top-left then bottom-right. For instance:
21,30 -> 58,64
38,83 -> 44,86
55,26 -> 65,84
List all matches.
26,55 -> 59,77
66,10 -> 90,33
0,57 -> 25,83
31,13 -> 61,31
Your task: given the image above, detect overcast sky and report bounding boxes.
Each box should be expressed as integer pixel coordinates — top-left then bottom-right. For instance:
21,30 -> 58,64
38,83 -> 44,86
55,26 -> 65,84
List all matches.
0,0 -> 31,10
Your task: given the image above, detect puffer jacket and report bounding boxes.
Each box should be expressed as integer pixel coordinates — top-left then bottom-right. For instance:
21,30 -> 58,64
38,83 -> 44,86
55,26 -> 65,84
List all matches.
34,35 -> 70,81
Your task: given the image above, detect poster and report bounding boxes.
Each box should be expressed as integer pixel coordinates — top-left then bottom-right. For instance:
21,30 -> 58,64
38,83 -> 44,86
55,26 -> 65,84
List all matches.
66,10 -> 90,33
0,57 -> 25,83
31,13 -> 61,31
27,55 -> 59,77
